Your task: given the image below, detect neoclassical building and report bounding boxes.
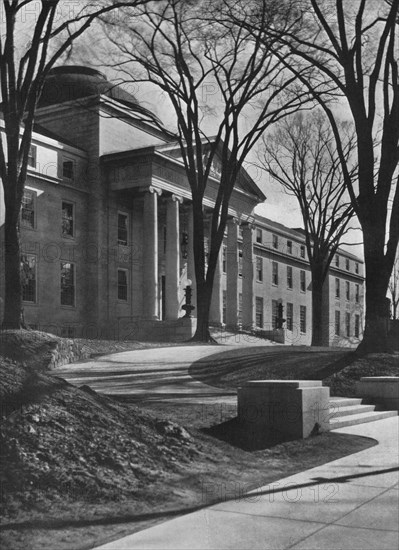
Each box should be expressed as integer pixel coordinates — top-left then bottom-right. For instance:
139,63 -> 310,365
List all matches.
0,66 -> 364,346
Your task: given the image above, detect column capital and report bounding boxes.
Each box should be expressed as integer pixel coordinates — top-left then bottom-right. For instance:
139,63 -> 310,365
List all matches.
169,193 -> 183,204
146,185 -> 163,196
227,216 -> 240,226
241,221 -> 255,231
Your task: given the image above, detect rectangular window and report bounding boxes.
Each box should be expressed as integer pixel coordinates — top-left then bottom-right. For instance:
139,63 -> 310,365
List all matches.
222,290 -> 227,324
238,248 -> 243,278
355,314 -> 360,338
287,266 -> 293,289
60,262 -> 75,306
335,278 -> 340,298
272,299 -> 279,329
272,262 -> 278,285
300,270 -> 306,292
300,305 -> 306,333
222,245 -> 227,274
355,262 -> 359,274
300,245 -> 305,258
335,255 -> 340,267
238,293 -> 243,326
256,228 -> 262,243
335,311 -> 340,335
21,254 -> 36,303
27,144 -> 37,168
118,269 -> 128,301
272,234 -> 278,249
346,258 -> 350,271
63,159 -> 74,180
118,213 -> 128,246
256,256 -> 263,282
286,303 -> 293,331
239,226 -> 244,240
255,297 -> 264,328
62,201 -> 74,237
346,281 -> 350,301
355,284 -> 360,303
345,312 -> 350,337
21,189 -> 36,229
287,240 -> 292,254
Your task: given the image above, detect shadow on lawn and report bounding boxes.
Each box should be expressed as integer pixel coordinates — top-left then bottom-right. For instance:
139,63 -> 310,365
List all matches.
189,347 -> 357,390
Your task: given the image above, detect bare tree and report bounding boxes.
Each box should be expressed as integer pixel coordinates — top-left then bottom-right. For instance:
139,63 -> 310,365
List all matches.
249,0 -> 399,352
102,0 -> 316,341
388,251 -> 399,320
257,110 -> 357,346
0,0 -> 152,329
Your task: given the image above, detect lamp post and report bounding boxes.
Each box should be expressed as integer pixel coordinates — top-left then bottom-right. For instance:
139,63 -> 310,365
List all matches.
277,299 -> 286,329
182,279 -> 195,318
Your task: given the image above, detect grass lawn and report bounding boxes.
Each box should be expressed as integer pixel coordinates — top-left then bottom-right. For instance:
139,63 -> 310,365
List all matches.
189,346 -> 399,396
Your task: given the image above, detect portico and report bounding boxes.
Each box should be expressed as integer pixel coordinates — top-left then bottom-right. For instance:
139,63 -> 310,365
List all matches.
103,142 -> 263,335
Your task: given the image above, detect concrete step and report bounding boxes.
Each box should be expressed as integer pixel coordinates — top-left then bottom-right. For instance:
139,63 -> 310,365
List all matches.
329,397 -> 363,407
329,404 -> 376,418
329,409 -> 398,430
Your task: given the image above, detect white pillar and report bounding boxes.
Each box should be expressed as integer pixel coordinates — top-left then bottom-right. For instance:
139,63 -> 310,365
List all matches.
226,218 -> 239,328
165,194 -> 182,320
187,207 -> 197,312
209,214 -> 222,325
242,223 -> 254,330
143,187 -> 161,319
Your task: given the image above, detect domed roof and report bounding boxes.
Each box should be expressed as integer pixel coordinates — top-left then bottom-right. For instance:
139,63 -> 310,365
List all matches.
38,66 -> 150,117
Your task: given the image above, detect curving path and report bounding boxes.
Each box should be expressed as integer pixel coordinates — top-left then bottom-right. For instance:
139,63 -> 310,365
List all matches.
53,343 -> 348,404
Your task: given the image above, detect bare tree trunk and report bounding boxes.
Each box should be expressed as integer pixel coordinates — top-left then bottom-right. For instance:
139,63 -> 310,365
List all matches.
192,280 -> 214,342
358,225 -> 393,353
311,278 -> 324,347
2,204 -> 23,329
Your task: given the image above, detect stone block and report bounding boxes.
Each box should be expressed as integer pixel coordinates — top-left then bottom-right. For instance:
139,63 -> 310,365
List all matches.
356,377 -> 399,411
237,380 -> 330,440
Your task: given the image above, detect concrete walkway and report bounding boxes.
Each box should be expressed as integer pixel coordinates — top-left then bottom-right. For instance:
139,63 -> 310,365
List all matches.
94,416 -> 399,550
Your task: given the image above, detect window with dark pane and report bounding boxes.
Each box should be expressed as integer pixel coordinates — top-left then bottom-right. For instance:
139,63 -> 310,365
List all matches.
21,189 -> 36,228
287,266 -> 293,289
300,305 -> 306,333
272,261 -> 278,285
21,254 -> 36,302
61,262 -> 75,306
118,213 -> 128,246
62,202 -> 74,237
118,269 -> 128,301
286,303 -> 293,331
63,160 -> 74,180
27,145 -> 37,168
255,297 -> 264,328
272,299 -> 278,329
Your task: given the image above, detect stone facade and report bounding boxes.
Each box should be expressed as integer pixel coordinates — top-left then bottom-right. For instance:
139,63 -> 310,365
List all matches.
0,67 -> 364,346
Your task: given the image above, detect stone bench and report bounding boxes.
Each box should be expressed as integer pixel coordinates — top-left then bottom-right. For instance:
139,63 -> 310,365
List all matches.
237,380 -> 330,440
356,377 -> 399,411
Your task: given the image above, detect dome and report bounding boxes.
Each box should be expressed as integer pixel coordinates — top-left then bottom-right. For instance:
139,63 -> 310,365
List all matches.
38,66 -> 150,117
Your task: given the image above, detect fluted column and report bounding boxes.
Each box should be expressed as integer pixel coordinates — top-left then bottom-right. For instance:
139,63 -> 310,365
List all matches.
208,211 -> 222,325
165,194 -> 182,319
143,187 -> 161,319
187,207 -> 197,312
242,223 -> 254,329
226,218 -> 239,328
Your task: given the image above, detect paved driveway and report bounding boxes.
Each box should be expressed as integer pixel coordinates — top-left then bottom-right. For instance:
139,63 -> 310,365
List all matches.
53,344 -> 347,404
